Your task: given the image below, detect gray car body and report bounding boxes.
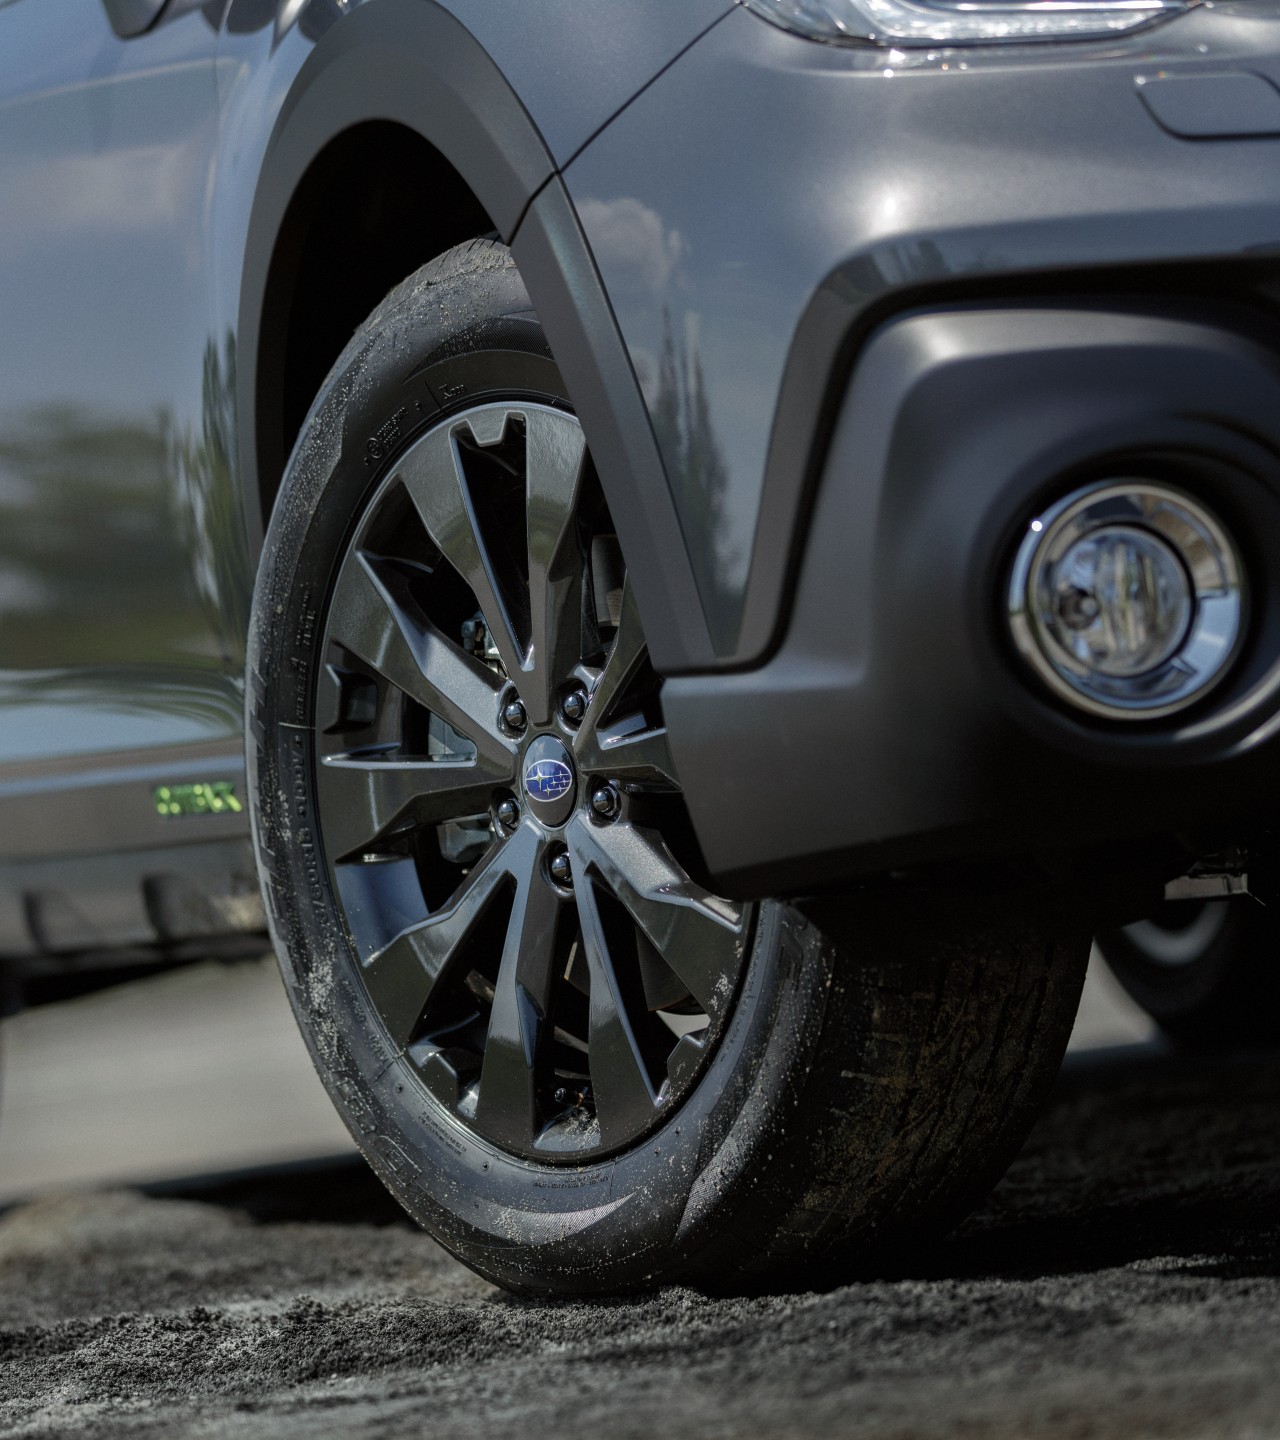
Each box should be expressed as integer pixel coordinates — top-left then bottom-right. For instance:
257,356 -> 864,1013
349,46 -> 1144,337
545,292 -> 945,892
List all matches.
1,0 -> 1278,976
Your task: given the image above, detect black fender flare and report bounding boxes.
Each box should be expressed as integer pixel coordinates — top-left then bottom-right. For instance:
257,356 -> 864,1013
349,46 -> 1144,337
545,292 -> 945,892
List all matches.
236,0 -> 714,670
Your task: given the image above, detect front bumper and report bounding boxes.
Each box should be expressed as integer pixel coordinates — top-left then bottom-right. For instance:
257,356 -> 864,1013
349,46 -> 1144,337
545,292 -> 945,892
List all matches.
562,0 -> 1280,895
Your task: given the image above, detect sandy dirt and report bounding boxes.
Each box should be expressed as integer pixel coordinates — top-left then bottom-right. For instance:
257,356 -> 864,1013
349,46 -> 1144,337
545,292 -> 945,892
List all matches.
3,1042 -> 1279,1439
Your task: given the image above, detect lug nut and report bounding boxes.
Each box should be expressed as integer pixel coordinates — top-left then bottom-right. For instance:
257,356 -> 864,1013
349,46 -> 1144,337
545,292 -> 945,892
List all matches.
591,784 -> 620,821
503,698 -> 527,733
560,688 -> 588,726
496,799 -> 519,831
548,850 -> 573,888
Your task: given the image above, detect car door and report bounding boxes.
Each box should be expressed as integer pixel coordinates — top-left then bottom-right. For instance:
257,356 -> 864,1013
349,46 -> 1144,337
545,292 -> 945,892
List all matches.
0,0 -> 251,949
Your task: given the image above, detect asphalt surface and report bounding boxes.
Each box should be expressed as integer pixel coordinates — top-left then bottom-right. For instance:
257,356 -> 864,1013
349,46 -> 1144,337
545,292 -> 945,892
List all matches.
3,971 -> 1278,1438
0,958 -> 353,1200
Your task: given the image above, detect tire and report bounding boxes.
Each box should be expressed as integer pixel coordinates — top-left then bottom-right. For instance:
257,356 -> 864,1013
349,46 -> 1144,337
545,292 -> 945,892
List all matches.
1097,899 -> 1280,1046
247,239 -> 1090,1295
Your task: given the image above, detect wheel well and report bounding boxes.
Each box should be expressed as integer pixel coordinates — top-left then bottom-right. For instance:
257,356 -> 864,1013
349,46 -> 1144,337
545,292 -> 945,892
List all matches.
255,122 -> 494,528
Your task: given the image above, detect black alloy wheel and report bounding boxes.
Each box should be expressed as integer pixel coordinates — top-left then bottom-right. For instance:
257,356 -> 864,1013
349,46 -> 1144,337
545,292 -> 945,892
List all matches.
249,239 -> 1090,1296
314,400 -> 748,1160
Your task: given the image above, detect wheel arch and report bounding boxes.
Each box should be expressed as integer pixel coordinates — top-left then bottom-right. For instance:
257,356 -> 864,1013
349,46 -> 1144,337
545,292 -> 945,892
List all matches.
237,0 -> 554,559
249,121 -> 496,537
236,0 -> 715,670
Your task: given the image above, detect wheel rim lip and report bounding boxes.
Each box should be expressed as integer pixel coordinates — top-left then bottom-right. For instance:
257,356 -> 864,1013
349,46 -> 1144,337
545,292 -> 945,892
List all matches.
1121,900 -> 1230,967
310,399 -> 752,1163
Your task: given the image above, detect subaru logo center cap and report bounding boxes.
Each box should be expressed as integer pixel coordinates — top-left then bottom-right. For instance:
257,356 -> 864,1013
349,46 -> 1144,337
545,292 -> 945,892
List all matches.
521,734 -> 577,827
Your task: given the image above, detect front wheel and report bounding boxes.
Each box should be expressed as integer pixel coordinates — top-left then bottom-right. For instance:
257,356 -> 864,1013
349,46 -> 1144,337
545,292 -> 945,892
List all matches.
247,240 -> 1089,1295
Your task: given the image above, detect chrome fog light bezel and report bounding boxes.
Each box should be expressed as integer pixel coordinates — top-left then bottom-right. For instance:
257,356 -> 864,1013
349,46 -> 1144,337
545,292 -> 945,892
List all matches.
1007,481 -> 1244,720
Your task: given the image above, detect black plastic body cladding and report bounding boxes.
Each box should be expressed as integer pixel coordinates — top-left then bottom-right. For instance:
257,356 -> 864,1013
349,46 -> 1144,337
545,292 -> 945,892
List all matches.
234,0 -> 556,558
232,1 -> 716,667
511,181 -> 716,670
667,307 -> 1280,893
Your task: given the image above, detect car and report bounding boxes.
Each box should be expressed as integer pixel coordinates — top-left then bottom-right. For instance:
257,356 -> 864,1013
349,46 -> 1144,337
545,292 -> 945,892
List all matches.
2,0 -> 1278,1296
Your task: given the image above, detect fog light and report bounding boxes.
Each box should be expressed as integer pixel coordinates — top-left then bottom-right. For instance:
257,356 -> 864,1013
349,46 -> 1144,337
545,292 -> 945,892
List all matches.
1007,482 -> 1243,719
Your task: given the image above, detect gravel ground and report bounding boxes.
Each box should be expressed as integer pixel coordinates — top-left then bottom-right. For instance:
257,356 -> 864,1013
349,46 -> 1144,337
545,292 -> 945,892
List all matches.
3,1042 -> 1280,1439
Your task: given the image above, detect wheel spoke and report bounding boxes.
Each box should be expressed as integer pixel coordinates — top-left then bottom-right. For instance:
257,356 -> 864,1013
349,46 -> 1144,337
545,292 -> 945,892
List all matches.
397,422 -> 527,688
568,815 -> 744,1016
319,401 -> 748,1162
580,722 -> 679,788
316,753 -> 506,861
524,408 -> 587,726
360,842 -> 511,1049
474,825 -> 565,1148
573,864 -> 659,1144
574,581 -> 675,782
327,551 -> 513,771
583,579 -> 646,722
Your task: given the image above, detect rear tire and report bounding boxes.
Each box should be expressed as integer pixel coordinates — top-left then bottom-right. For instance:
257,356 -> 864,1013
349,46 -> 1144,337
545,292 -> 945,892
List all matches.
1097,899 -> 1280,1046
246,239 -> 1090,1295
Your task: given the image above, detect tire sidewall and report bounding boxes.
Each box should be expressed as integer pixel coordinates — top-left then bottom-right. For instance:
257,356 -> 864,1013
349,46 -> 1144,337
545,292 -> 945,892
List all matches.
246,254 -> 834,1294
